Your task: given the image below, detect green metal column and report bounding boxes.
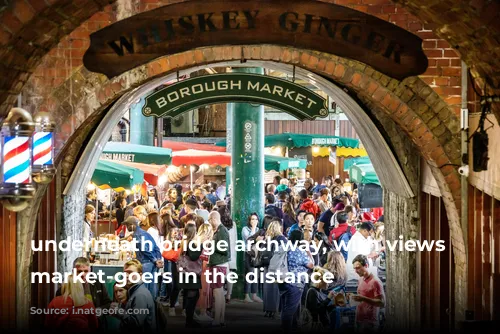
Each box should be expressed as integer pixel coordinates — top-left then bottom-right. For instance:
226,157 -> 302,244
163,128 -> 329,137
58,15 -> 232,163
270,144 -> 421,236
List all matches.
229,67 -> 265,299
130,97 -> 154,145
225,102 -> 233,197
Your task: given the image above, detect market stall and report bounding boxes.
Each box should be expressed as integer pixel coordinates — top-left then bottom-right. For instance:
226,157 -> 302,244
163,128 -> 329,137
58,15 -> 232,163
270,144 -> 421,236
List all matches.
216,132 -> 362,182
348,163 -> 382,209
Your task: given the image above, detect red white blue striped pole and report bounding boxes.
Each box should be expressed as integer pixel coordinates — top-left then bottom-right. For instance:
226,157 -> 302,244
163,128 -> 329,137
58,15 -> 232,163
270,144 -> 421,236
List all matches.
32,112 -> 56,184
0,108 -> 36,212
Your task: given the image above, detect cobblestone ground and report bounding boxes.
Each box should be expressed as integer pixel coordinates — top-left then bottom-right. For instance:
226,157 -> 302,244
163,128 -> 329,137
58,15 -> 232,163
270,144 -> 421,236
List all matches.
158,299 -> 282,333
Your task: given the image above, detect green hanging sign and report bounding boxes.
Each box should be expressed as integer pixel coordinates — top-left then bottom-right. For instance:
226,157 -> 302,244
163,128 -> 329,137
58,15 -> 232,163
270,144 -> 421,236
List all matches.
142,73 -> 328,121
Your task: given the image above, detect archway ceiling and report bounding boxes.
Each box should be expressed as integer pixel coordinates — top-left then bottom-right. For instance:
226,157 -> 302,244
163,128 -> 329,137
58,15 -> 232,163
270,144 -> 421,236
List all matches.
0,0 -> 498,118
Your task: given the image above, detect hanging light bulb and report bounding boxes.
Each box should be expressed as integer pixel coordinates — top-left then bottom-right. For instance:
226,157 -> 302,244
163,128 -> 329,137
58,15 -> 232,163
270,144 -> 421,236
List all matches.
0,108 -> 36,211
32,112 -> 56,184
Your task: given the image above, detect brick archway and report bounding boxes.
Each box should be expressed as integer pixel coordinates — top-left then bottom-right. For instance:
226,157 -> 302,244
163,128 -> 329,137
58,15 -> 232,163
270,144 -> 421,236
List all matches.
11,45 -> 466,329
46,43 -> 463,265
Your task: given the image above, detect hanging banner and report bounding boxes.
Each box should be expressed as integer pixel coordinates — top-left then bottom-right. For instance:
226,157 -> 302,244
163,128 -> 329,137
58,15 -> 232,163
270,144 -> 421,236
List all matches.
142,73 -> 328,121
83,0 -> 428,80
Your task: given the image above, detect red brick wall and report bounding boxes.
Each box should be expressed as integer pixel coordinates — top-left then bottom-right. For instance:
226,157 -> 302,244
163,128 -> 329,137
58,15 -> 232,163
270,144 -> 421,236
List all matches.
14,0 -> 461,116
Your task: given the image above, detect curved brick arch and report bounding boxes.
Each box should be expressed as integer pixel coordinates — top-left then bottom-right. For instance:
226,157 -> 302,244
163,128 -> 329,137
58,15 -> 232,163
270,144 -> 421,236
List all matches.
43,44 -> 463,260
1,0 -> 499,118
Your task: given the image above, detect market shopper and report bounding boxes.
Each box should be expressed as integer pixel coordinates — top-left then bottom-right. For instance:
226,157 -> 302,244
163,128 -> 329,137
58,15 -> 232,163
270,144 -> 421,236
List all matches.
45,276 -> 98,331
177,224 -> 203,328
56,257 -> 112,311
196,223 -> 214,322
265,193 -> 284,219
298,189 -> 320,218
208,211 -> 230,327
112,259 -> 157,333
115,196 -> 127,228
287,210 -> 307,237
280,229 -> 314,333
316,188 -> 331,214
282,202 -> 297,234
351,254 -> 385,332
123,216 -> 163,299
84,205 -> 96,243
346,223 -> 379,280
241,213 -> 260,303
263,220 -> 286,318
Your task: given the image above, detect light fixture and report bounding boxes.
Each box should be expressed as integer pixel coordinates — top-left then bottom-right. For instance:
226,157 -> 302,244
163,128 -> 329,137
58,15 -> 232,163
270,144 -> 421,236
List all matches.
32,112 -> 56,184
87,183 -> 97,192
312,146 -> 320,153
0,108 -> 36,211
158,174 -> 167,185
190,165 -> 196,172
167,165 -> 178,173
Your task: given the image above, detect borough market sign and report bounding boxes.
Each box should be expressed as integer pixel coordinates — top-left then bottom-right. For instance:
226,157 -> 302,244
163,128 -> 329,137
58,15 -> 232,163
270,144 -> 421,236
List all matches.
83,0 -> 428,80
142,73 -> 328,120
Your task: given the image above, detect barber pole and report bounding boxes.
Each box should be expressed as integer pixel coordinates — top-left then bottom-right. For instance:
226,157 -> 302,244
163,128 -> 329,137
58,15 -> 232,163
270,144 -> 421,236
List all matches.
32,113 -> 56,184
0,108 -> 36,211
2,136 -> 31,184
33,132 -> 53,167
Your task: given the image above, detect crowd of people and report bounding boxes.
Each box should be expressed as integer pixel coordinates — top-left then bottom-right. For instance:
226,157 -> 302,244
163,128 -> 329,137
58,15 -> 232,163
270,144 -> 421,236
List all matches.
48,176 -> 386,332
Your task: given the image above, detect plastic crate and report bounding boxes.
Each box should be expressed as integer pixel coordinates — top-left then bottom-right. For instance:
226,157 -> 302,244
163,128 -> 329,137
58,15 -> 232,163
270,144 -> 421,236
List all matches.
331,306 -> 357,330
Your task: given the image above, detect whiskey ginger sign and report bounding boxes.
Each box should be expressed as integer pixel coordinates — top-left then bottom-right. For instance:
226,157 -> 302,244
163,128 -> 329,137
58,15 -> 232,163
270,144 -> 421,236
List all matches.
83,0 -> 428,80
142,73 -> 328,120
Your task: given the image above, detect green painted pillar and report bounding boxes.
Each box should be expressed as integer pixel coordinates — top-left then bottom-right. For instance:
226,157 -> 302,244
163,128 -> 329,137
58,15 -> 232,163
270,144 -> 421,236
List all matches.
130,97 -> 154,145
225,102 -> 233,197
229,67 -> 265,299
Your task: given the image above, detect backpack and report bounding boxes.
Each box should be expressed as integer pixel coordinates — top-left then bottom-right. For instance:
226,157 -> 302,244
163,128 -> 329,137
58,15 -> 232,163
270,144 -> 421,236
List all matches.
300,288 -> 324,331
252,244 -> 274,267
268,245 -> 288,282
336,230 -> 353,261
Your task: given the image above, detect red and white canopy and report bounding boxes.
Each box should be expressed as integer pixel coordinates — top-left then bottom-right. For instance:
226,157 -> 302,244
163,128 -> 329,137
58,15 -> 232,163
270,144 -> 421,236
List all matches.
171,149 -> 231,167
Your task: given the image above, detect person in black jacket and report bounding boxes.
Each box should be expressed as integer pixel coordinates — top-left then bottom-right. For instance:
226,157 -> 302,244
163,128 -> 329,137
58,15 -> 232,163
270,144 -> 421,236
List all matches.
56,257 -> 111,328
115,196 -> 127,227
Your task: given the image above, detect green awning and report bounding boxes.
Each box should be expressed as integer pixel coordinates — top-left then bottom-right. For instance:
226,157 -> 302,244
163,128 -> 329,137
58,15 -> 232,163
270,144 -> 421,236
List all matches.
348,163 -> 380,186
215,133 -> 359,149
92,160 -> 144,190
265,155 -> 307,171
343,157 -> 372,171
101,142 -> 172,164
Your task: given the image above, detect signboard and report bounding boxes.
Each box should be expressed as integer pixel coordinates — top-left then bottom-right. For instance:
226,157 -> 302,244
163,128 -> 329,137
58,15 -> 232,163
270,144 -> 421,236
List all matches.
142,73 -> 328,121
329,147 -> 337,165
358,183 -> 383,209
83,0 -> 428,80
100,153 -> 136,162
289,147 -> 312,167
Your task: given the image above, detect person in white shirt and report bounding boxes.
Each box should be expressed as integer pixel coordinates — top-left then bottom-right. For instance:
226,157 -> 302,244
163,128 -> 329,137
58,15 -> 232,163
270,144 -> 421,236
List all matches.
146,211 -> 163,249
346,222 -> 379,281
